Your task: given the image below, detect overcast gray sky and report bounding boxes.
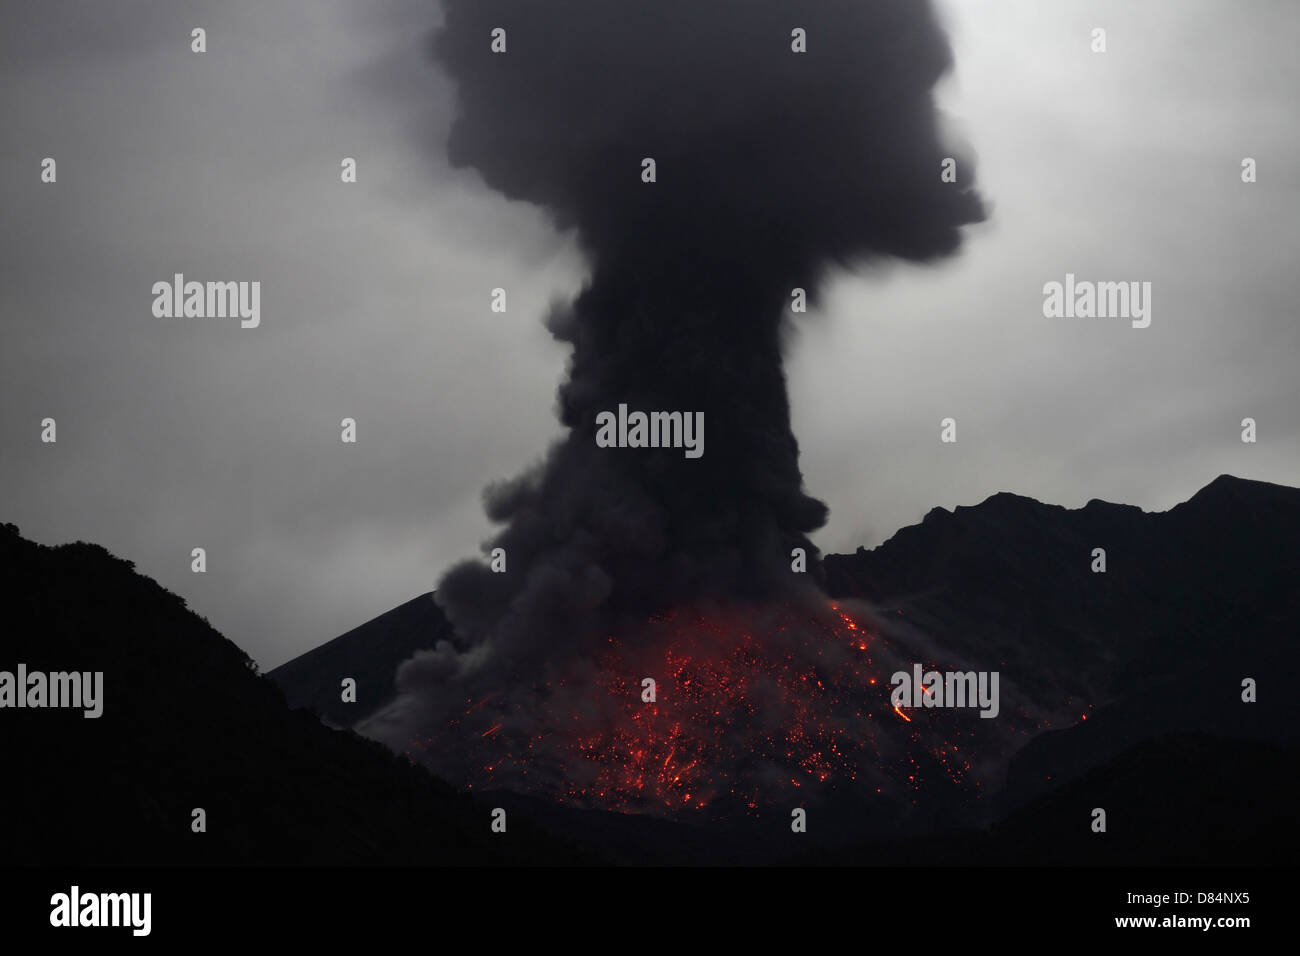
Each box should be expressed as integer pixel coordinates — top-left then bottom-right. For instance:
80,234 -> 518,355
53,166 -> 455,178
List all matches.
3,0 -> 1296,670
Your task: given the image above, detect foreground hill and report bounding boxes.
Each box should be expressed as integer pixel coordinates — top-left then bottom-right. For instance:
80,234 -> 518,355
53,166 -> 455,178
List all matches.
0,522 -> 588,865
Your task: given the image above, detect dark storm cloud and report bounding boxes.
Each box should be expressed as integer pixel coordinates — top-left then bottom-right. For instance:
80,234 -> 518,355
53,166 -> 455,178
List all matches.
369,0 -> 984,755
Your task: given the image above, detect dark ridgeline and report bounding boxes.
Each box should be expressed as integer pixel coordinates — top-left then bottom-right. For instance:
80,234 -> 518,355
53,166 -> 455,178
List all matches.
367,0 -> 986,770
0,523 -> 587,865
824,473 -> 1300,839
268,592 -> 452,728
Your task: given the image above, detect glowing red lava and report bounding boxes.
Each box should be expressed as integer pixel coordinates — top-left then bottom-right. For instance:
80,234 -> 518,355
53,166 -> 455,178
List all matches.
407,599 -> 1032,818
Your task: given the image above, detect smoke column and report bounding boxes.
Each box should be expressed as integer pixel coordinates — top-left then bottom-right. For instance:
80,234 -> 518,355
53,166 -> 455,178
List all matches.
365,0 -> 985,779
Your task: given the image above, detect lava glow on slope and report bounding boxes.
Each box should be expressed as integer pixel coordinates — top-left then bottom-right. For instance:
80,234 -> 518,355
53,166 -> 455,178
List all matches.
406,599 -> 1034,819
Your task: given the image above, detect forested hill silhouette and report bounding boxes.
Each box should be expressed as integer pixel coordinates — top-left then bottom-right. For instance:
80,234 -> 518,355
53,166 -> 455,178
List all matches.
0,522 -> 588,865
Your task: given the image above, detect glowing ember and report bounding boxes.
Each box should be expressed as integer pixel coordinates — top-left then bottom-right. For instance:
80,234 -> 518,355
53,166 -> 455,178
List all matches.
407,599 -> 1040,818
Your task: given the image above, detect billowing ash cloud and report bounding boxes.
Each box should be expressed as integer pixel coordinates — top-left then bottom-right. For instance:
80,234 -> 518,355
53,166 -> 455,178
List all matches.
363,0 -> 985,776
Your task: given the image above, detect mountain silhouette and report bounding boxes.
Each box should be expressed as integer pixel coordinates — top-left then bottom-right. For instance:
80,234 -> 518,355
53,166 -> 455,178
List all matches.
270,592 -> 454,727
4,473 -> 1296,865
0,522 -> 588,865
824,473 -> 1300,813
276,473 -> 1298,746
267,474 -> 1300,863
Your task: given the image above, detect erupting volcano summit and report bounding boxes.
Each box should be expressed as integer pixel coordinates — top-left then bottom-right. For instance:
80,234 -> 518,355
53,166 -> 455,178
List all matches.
363,0 -> 987,815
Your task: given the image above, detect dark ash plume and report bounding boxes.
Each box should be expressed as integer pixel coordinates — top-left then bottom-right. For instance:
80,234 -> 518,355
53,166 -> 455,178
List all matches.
364,0 -> 984,769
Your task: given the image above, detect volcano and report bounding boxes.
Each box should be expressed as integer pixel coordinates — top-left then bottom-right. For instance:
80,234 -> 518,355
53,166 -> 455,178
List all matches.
273,474 -> 1300,847
401,597 -> 1042,825
367,0 -> 989,826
